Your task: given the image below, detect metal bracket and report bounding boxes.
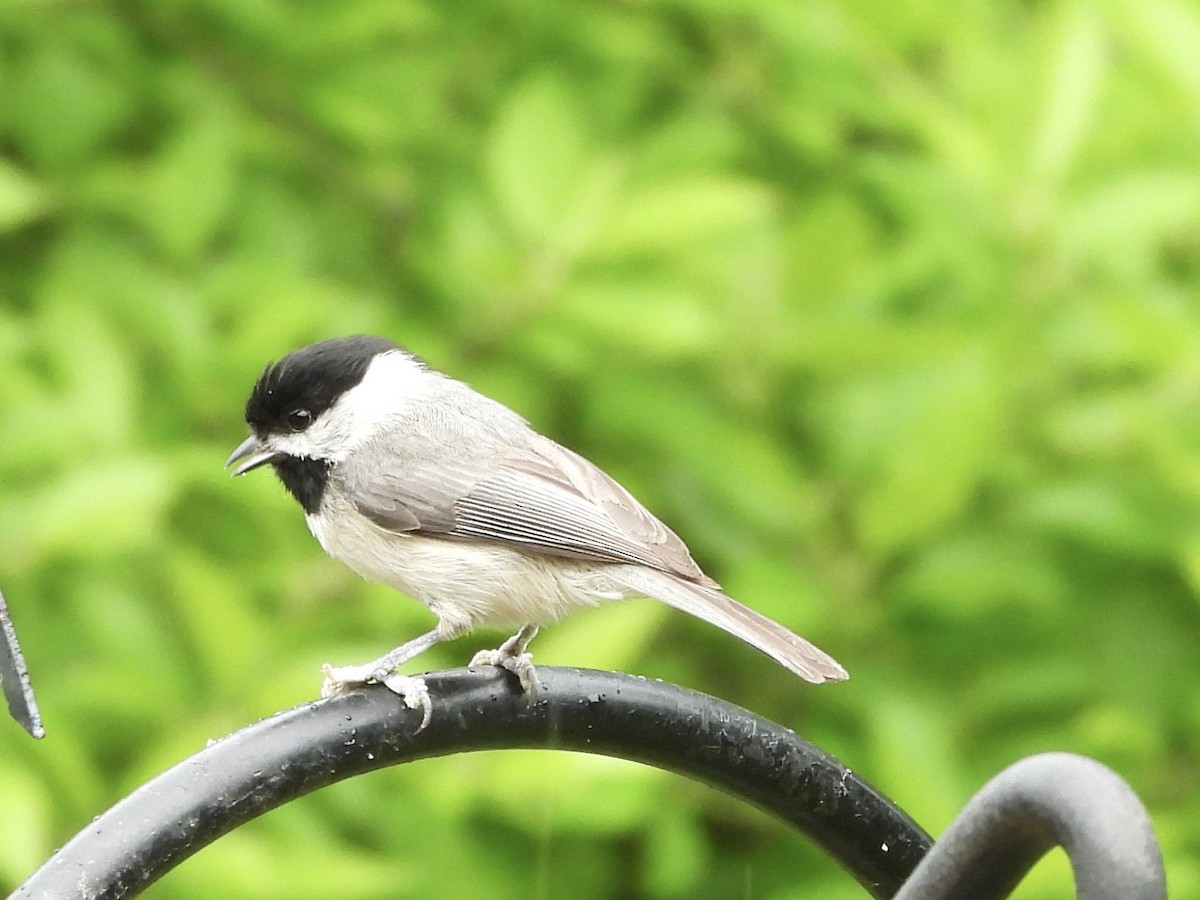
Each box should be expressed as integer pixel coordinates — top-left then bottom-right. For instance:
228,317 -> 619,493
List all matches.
893,752 -> 1166,900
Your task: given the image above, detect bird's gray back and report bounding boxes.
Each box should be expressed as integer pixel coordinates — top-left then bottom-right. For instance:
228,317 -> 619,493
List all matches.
333,374 -> 713,584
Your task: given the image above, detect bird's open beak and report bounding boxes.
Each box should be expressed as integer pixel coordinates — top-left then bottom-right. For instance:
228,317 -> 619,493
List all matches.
226,434 -> 279,476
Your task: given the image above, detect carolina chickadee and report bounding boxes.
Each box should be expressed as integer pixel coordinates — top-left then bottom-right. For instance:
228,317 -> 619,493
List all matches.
228,336 -> 846,726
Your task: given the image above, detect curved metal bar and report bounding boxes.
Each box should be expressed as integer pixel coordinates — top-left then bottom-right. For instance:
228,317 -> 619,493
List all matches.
13,667 -> 931,899
893,752 -> 1166,900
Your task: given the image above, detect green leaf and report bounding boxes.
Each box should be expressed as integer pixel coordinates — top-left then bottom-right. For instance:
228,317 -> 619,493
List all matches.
138,107 -> 239,263
486,76 -> 594,245
1025,4 -> 1107,194
0,455 -> 175,566
0,159 -> 51,232
822,348 -> 1007,554
593,174 -> 775,260
0,767 -> 52,887
2,36 -> 132,169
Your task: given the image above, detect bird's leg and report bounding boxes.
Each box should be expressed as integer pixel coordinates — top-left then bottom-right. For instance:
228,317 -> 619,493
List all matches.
321,627 -> 443,686
321,627 -> 444,730
469,624 -> 541,700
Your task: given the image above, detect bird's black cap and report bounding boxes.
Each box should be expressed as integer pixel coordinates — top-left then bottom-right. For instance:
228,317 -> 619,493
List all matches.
245,335 -> 400,435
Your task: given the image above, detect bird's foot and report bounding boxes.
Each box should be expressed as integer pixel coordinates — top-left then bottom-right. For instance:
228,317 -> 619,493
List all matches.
321,662 -> 433,731
469,625 -> 541,702
469,647 -> 540,697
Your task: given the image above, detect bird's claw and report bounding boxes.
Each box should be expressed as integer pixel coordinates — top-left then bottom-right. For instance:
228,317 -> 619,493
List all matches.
470,647 -> 541,703
381,672 -> 433,730
320,663 -> 433,731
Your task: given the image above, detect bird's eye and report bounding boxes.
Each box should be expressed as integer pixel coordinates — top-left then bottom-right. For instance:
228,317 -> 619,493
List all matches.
286,408 -> 313,431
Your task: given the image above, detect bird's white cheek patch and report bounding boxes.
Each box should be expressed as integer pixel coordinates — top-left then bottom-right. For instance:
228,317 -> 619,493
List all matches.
317,351 -> 430,457
275,351 -> 430,463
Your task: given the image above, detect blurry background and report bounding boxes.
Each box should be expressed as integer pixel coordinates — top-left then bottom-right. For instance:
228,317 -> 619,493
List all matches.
1,0 -> 1198,897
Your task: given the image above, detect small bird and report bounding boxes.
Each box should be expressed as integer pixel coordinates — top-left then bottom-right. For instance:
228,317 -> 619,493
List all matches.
228,336 -> 846,726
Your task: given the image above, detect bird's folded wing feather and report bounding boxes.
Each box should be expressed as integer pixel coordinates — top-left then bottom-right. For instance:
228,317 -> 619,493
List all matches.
339,434 -> 712,584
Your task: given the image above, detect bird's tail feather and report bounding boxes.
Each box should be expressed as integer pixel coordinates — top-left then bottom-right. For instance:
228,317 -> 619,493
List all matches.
616,566 -> 848,684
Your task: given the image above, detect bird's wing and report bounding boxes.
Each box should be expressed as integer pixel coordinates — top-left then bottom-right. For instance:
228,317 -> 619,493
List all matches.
338,433 -> 713,584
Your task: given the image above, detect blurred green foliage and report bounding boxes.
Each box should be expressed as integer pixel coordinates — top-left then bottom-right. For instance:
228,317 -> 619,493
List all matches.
1,0 -> 1198,897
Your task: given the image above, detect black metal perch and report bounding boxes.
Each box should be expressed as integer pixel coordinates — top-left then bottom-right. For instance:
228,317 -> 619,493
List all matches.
11,667 -> 1167,899
13,667 -> 929,898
